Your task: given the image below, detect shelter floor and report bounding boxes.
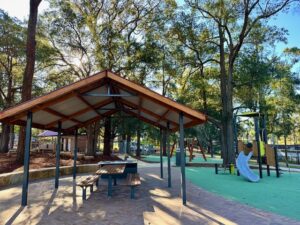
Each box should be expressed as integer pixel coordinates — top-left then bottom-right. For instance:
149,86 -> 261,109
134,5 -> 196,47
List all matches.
1,166 -> 299,225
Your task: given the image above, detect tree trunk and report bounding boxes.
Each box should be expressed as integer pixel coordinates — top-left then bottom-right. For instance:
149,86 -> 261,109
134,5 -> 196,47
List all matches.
16,0 -> 42,163
86,124 -> 95,156
136,124 -> 141,157
126,134 -> 131,154
103,117 -> 111,156
162,129 -> 167,156
0,123 -> 10,153
219,24 -> 235,165
9,125 -> 15,149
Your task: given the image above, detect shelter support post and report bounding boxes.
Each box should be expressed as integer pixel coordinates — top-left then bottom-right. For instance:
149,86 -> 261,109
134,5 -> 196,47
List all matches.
21,111 -> 32,206
73,128 -> 78,179
254,117 -> 263,179
179,112 -> 186,205
167,122 -> 171,188
160,128 -> 163,179
55,121 -> 62,188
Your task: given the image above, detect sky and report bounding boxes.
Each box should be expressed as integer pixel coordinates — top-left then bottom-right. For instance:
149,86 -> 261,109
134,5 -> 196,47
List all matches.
0,0 -> 299,55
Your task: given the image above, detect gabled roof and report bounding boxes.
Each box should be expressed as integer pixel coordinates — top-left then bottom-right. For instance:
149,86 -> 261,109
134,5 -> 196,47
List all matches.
0,70 -> 207,132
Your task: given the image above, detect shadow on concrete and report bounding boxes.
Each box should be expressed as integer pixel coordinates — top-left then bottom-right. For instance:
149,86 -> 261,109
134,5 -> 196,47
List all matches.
5,206 -> 24,225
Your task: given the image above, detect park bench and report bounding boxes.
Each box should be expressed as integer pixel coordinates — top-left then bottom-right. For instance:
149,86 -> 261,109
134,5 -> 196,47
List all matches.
126,173 -> 141,199
76,175 -> 99,200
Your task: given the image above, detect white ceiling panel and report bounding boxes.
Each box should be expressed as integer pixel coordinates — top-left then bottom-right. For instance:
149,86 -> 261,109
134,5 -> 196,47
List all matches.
74,111 -> 98,122
49,97 -> 86,116
32,111 -> 60,125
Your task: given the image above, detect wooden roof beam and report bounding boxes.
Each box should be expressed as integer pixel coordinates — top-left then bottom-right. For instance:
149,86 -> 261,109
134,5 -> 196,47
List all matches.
119,98 -> 178,127
75,92 -> 103,117
7,82 -> 106,124
122,108 -> 165,129
45,98 -> 114,128
111,81 -> 206,122
42,108 -> 83,125
66,109 -> 118,131
156,109 -> 170,124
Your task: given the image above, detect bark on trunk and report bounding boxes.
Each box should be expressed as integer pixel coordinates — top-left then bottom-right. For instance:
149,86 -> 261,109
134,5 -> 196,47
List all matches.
162,129 -> 167,156
136,124 -> 141,157
9,125 -> 15,149
86,124 -> 95,156
126,134 -> 131,154
16,0 -> 42,163
103,117 -> 111,156
219,24 -> 235,165
0,123 -> 10,153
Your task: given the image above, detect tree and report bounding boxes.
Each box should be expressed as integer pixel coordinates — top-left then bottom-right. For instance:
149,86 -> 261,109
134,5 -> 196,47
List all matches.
0,10 -> 26,153
186,0 -> 294,165
17,0 -> 42,163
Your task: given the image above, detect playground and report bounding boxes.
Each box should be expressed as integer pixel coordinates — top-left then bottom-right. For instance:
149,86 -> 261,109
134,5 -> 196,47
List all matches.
0,1 -> 299,223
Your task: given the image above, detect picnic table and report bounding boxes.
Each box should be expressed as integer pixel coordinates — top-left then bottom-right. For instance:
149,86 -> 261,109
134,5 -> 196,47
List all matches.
96,164 -> 126,197
98,160 -> 138,178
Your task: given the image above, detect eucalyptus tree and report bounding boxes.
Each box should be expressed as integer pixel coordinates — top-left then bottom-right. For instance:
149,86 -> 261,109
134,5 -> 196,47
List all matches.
0,10 -> 26,153
185,0 -> 295,165
41,0 -> 165,156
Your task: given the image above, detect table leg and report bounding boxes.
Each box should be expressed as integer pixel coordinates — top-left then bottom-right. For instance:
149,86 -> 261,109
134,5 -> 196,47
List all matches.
114,177 -> 117,186
108,175 -> 112,197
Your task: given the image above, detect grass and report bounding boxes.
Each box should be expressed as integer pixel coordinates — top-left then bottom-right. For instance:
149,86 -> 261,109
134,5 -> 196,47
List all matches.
186,167 -> 300,221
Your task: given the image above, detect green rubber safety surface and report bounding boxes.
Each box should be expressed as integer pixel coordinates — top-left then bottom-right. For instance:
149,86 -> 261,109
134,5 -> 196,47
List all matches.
186,167 -> 300,221
141,155 -> 222,164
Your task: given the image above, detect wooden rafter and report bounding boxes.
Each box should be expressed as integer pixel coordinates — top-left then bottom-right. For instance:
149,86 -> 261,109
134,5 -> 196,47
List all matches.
157,109 -> 170,124
66,109 -> 118,131
111,79 -> 206,122
75,92 -> 103,117
119,98 -> 178,127
45,98 -> 114,128
43,108 -> 82,125
122,108 -> 165,129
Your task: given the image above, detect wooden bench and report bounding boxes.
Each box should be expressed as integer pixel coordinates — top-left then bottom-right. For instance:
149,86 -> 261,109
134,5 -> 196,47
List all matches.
126,173 -> 141,199
77,175 -> 99,200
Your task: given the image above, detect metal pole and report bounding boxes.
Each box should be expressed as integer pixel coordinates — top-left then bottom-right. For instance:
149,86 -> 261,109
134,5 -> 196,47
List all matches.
160,128 -> 163,178
254,117 -> 263,179
55,121 -> 62,188
21,111 -> 32,206
274,146 -> 280,177
179,112 -> 186,205
167,122 -> 171,188
73,128 -> 78,179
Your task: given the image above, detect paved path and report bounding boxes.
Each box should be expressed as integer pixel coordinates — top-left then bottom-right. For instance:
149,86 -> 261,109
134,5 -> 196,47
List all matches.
0,165 -> 299,225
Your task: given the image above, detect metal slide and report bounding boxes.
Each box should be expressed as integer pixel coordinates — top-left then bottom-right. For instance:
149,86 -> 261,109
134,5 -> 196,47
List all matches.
236,151 -> 260,182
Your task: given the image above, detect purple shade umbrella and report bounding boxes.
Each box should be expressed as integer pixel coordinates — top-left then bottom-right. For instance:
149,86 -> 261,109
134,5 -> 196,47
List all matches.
38,130 -> 58,137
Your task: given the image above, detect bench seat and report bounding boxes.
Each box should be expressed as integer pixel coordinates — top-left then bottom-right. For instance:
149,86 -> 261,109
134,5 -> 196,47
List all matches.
77,175 -> 99,200
126,173 -> 141,199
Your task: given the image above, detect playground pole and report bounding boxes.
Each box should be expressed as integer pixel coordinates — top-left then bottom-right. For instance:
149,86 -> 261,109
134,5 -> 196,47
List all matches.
254,117 -> 263,179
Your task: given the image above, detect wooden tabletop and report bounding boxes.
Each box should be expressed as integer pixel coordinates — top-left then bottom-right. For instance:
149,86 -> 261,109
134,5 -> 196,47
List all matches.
96,164 -> 126,175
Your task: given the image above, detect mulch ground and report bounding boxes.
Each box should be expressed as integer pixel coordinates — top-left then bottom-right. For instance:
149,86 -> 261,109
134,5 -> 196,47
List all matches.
0,152 -> 121,174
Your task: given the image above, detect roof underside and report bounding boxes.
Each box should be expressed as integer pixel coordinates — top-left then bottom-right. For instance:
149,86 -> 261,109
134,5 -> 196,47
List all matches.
0,70 -> 207,132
